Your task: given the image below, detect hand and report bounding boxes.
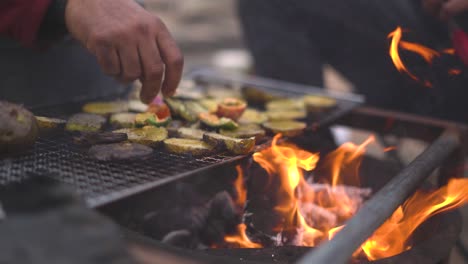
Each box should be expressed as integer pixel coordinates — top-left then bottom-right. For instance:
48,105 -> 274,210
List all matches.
423,0 -> 468,21
65,0 -> 184,103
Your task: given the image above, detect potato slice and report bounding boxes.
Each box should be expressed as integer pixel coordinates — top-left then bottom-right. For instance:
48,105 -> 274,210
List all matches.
238,109 -> 268,125
89,143 -> 153,161
66,113 -> 106,132
177,127 -> 206,140
203,132 -> 255,155
110,113 -> 136,128
164,138 -> 214,156
219,124 -> 265,141
263,121 -> 306,137
82,101 -> 129,115
303,95 -> 337,113
266,99 -> 305,112
266,110 -> 306,121
0,101 -> 38,155
114,126 -> 168,147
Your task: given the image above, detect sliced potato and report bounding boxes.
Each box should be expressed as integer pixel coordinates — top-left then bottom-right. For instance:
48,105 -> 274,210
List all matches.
203,132 -> 255,155
66,113 -> 106,132
303,95 -> 337,113
110,113 -> 136,128
164,138 -> 214,156
36,116 -> 66,134
263,121 -> 306,137
177,127 -> 206,140
0,101 -> 38,155
89,142 -> 153,161
114,126 -> 168,147
128,100 -> 148,113
266,99 -> 304,112
82,101 -> 128,115
266,110 -> 306,121
219,124 -> 265,141
238,109 -> 268,125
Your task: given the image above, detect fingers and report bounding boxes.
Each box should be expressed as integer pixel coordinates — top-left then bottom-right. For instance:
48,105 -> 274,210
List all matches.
157,29 -> 184,98
118,45 -> 142,84
95,46 -> 121,76
138,39 -> 164,104
443,0 -> 468,17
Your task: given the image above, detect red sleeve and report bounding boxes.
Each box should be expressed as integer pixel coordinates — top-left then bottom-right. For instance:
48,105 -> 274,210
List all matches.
0,0 -> 52,47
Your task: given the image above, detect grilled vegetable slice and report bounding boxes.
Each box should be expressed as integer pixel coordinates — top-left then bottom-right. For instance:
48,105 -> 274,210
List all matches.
198,99 -> 218,113
266,110 -> 306,121
199,113 -> 238,130
74,132 -> 128,146
36,116 -> 66,134
0,101 -> 38,155
303,95 -> 337,113
203,132 -> 255,155
266,99 -> 304,112
216,98 -> 247,121
177,127 -> 206,140
135,113 -> 171,127
164,138 -> 214,156
110,113 -> 136,128
82,101 -> 128,115
263,121 -> 306,137
165,98 -> 198,122
185,101 -> 208,116
66,113 -> 106,132
242,86 -> 278,105
89,142 -> 153,161
219,124 -> 265,141
206,86 -> 241,99
128,100 -> 148,113
114,126 -> 168,147
166,120 -> 185,137
147,102 -> 171,119
238,109 -> 268,125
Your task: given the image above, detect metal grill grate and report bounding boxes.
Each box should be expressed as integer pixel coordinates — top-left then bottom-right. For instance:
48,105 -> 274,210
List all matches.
0,135 -> 241,207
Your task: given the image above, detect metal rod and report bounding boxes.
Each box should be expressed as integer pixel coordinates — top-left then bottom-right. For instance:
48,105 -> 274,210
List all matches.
296,130 -> 460,264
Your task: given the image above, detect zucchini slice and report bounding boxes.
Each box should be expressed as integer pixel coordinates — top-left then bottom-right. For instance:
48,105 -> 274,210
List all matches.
199,113 -> 238,130
66,113 -> 106,132
203,132 -> 255,155
165,98 -> 198,122
82,101 -> 129,115
198,99 -> 219,113
164,138 -> 214,156
266,110 -> 306,121
238,109 -> 268,125
219,124 -> 265,141
265,99 -> 305,112
110,113 -> 136,128
303,95 -> 337,113
263,121 -> 306,137
115,126 -> 168,147
177,127 -> 206,140
135,113 -> 171,127
89,142 -> 153,161
36,116 -> 66,134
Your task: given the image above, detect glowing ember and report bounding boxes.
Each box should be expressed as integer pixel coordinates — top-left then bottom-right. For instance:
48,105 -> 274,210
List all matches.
224,224 -> 262,248
361,178 -> 468,260
383,146 -> 397,152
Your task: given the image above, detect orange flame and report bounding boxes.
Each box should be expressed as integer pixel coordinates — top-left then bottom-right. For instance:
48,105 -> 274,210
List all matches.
361,178 -> 468,260
383,146 -> 397,152
234,165 -> 247,207
224,224 -> 262,248
449,69 -> 462,75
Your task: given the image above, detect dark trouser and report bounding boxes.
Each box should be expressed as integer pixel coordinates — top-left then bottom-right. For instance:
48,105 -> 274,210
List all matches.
238,0 -> 467,123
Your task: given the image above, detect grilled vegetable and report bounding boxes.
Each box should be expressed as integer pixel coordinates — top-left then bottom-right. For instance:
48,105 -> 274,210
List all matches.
114,126 -> 168,147
303,95 -> 337,113
89,142 -> 153,161
166,120 -> 185,137
199,113 -> 238,130
263,121 -> 306,137
110,113 -> 136,128
147,102 -> 171,119
128,100 -> 148,113
164,138 -> 214,156
165,98 -> 198,122
66,113 -> 106,132
216,98 -> 247,121
266,99 -> 304,112
206,86 -> 241,100
266,110 -> 306,121
177,127 -> 206,140
238,109 -> 268,125
198,99 -> 218,113
36,116 -> 66,134
203,132 -> 255,155
242,86 -> 278,105
185,101 -> 208,116
219,124 -> 265,141
74,132 -> 128,146
135,113 -> 171,127
0,101 -> 38,155
82,101 -> 128,115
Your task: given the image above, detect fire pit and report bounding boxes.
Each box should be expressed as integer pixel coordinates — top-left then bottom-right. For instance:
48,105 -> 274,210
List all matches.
1,69 -> 467,264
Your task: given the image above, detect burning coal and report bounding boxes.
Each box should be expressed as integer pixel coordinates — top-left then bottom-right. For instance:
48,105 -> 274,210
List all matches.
214,134 -> 468,261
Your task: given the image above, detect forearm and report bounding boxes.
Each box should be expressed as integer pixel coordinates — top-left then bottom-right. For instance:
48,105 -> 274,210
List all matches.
0,0 -> 52,47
